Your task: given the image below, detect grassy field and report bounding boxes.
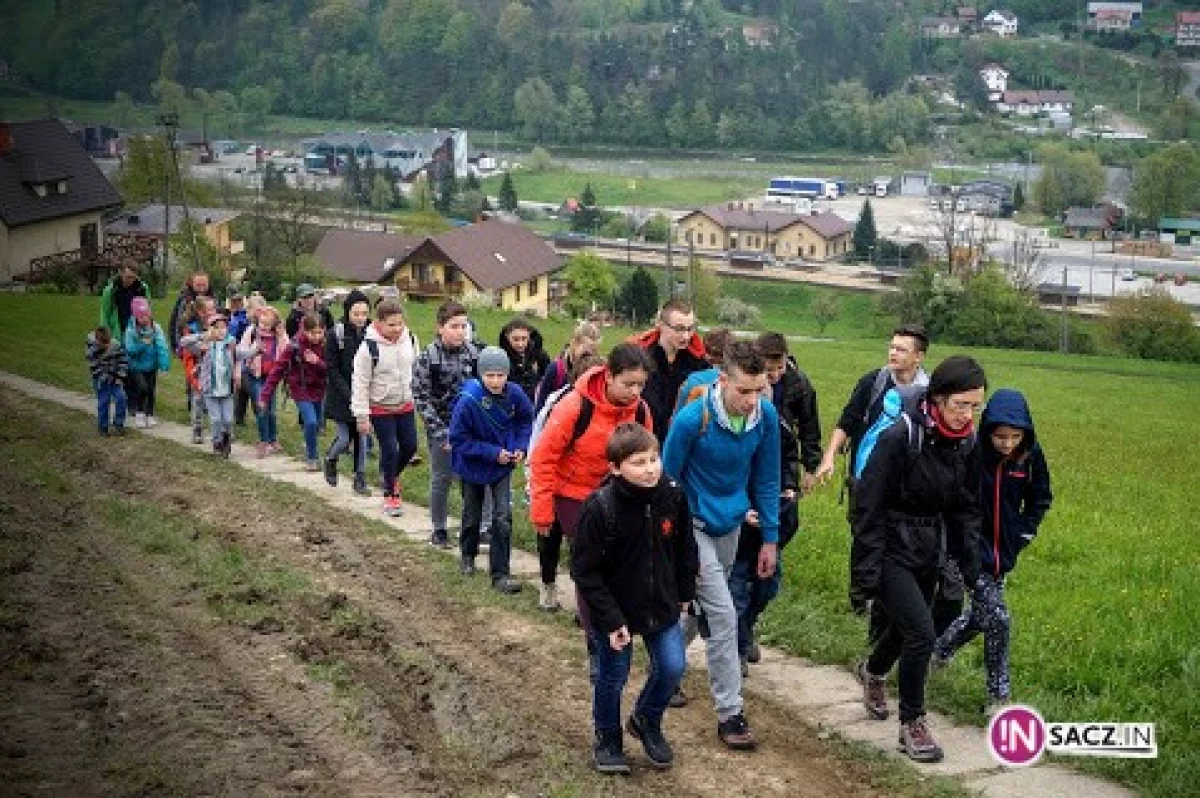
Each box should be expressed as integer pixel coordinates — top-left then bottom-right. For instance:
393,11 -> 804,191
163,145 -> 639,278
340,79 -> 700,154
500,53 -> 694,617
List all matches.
0,292 -> 1196,795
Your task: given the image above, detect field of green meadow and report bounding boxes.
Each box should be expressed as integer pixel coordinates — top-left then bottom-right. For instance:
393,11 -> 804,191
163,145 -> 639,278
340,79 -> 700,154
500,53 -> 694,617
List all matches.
1,292 -> 1196,795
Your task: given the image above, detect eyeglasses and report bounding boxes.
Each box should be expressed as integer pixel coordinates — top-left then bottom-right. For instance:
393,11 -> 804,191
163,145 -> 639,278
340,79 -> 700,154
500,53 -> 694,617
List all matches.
945,398 -> 983,414
665,322 -> 695,334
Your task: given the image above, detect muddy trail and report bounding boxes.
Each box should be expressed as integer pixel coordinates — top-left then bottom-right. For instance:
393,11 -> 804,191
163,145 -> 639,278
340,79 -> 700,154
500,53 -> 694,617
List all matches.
0,390 -> 892,798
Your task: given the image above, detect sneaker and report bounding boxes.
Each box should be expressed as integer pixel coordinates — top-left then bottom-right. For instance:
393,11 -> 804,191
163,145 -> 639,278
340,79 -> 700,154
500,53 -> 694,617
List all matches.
212,441 -> 222,455
221,433 -> 232,459
268,442 -> 284,454
407,452 -> 421,466
983,699 -> 1009,718
135,412 -> 146,428
747,637 -> 762,664
255,442 -> 270,458
668,686 -> 688,709
383,495 -> 403,518
592,730 -> 631,775
538,582 -> 560,612
323,458 -> 338,487
352,473 -> 370,497
898,717 -> 944,763
856,660 -> 890,721
460,556 -> 476,576
304,459 -> 321,472
146,415 -> 158,427
193,427 -> 203,444
627,712 -> 674,769
429,529 -> 450,548
928,652 -> 950,676
492,576 -> 522,595
717,713 -> 758,751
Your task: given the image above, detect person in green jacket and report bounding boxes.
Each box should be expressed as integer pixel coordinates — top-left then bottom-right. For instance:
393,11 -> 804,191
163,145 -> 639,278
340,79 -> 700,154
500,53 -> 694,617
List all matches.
100,260 -> 150,339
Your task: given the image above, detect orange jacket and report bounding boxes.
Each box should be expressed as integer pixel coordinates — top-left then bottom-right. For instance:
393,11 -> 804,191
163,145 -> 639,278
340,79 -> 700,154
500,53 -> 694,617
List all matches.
528,365 -> 653,527
630,327 -> 707,360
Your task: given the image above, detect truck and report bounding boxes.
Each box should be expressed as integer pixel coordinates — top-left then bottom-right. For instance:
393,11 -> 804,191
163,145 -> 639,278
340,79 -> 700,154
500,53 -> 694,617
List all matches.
767,176 -> 839,201
872,177 -> 892,198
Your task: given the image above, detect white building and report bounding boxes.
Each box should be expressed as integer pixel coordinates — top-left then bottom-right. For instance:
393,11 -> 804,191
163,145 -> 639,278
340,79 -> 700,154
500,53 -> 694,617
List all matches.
978,63 -> 1010,102
982,10 -> 1019,37
997,90 -> 1075,116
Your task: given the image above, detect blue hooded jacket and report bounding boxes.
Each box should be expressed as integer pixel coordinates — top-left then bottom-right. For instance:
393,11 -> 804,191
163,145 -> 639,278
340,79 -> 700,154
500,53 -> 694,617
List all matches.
449,378 -> 534,485
979,389 -> 1053,577
123,318 -> 171,374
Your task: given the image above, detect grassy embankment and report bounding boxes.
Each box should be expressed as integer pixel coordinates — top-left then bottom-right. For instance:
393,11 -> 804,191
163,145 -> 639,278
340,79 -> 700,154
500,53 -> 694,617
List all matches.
0,293 -> 1195,796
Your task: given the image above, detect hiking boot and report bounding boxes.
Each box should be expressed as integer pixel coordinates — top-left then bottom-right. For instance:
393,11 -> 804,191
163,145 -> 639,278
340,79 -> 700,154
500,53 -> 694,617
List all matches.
747,637 -> 761,663
857,660 -> 890,721
492,576 -> 522,595
668,686 -> 688,708
193,427 -> 203,444
538,582 -> 560,612
429,529 -> 450,548
898,717 -> 944,763
383,495 -> 403,518
627,712 -> 674,769
323,457 -> 338,487
928,652 -> 950,677
352,473 -> 370,497
460,556 -> 476,576
220,433 -> 232,458
592,730 -> 631,775
212,441 -> 222,456
717,713 -> 758,751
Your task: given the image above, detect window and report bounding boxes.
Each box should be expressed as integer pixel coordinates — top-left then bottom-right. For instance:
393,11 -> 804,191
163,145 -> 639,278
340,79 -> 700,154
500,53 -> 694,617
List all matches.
528,278 -> 539,296
79,222 -> 98,253
809,245 -> 816,256
710,233 -> 716,246
515,284 -> 521,301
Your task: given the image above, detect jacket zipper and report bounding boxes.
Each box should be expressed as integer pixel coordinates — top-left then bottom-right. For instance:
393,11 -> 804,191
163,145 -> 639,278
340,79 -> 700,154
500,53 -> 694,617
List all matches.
993,458 -> 1005,578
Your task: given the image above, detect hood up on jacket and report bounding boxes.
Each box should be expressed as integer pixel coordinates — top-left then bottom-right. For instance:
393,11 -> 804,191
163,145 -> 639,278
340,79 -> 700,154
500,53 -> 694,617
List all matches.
342,289 -> 371,323
499,318 -> 546,361
981,388 -> 1037,458
632,327 -> 707,360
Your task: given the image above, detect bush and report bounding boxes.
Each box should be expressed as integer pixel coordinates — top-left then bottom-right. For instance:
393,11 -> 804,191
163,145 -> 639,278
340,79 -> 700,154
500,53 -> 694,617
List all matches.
716,296 -> 761,328
1106,288 -> 1200,363
38,261 -> 81,295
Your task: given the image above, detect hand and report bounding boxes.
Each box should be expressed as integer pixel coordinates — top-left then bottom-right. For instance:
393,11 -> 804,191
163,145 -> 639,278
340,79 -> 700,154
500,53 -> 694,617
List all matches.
534,524 -> 552,536
511,450 -> 525,464
357,419 -> 371,435
497,449 -> 512,464
744,509 -> 760,526
851,596 -> 872,617
814,458 -> 836,485
257,402 -> 265,412
782,488 -> 797,502
756,542 -> 777,579
302,350 -> 320,364
441,442 -> 452,452
802,472 -> 816,495
679,601 -> 691,615
608,626 -> 631,651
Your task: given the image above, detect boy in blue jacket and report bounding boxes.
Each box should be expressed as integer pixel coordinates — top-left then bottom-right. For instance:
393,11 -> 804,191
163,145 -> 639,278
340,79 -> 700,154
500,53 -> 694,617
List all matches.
449,346 -> 534,594
933,388 -> 1053,713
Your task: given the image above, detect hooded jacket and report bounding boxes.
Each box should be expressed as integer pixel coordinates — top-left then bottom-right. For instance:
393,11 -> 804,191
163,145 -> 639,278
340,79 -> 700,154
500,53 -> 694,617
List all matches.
849,403 -> 981,604
323,289 -> 371,424
100,276 -> 149,339
168,284 -> 213,351
775,359 -> 823,474
449,379 -> 534,485
413,338 -> 480,444
499,320 -> 550,402
528,365 -> 654,528
350,322 -> 419,420
632,327 -> 708,443
85,333 -> 129,385
179,331 -> 238,397
237,323 -> 289,380
979,389 -> 1053,577
259,334 -> 327,406
123,317 -> 171,374
662,385 -> 782,542
572,475 -> 700,636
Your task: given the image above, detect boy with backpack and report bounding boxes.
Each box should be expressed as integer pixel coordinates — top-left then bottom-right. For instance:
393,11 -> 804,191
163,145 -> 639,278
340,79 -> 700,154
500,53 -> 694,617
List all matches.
413,301 -> 479,546
572,422 -> 699,774
85,326 -> 130,436
449,346 -> 534,593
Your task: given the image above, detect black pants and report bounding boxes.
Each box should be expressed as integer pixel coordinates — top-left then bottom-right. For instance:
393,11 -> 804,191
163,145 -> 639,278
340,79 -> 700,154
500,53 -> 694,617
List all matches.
537,520 -> 566,585
867,558 -> 938,724
234,380 -> 251,425
127,370 -> 158,416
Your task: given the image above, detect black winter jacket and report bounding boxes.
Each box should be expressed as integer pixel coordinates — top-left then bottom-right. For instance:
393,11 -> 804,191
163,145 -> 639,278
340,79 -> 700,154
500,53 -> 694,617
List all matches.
499,320 -> 550,402
736,419 -> 801,562
849,408 -> 981,605
836,367 -> 927,476
642,341 -> 709,445
286,304 -> 336,339
775,360 -> 823,474
979,389 -> 1053,577
572,476 -> 699,636
323,290 -> 371,425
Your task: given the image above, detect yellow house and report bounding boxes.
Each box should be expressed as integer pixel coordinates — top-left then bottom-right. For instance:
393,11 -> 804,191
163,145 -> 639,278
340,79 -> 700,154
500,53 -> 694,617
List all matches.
106,204 -> 244,272
382,219 -> 562,317
676,204 -> 854,262
0,119 -> 123,285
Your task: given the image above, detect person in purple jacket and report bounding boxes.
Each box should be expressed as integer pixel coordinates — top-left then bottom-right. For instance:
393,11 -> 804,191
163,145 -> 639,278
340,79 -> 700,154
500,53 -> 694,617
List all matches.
449,346 -> 534,594
259,312 -> 328,470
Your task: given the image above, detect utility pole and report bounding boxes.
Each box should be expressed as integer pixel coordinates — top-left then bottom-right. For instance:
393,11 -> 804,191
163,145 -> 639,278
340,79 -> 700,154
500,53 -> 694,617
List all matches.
664,222 -> 674,299
1060,265 -> 1069,353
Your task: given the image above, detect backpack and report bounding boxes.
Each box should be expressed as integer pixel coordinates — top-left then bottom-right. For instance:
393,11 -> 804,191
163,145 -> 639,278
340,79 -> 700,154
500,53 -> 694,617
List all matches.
677,381 -> 714,436
855,386 -> 977,479
527,382 -> 649,461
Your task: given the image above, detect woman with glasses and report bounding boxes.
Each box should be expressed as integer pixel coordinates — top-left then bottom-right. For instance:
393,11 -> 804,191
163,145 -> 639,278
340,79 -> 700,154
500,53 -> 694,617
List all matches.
848,355 -> 987,764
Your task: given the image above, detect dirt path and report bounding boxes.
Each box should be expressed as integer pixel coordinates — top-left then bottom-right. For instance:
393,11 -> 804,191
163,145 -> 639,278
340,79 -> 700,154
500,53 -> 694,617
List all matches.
0,390 -> 893,798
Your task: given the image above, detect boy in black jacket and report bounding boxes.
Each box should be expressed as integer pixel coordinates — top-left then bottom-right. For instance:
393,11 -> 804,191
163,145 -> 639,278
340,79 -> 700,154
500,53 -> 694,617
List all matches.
572,423 -> 699,775
86,327 -> 130,435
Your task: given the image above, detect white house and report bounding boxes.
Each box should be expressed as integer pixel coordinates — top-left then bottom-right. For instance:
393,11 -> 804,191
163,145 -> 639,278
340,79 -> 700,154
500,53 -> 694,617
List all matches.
978,63 -> 1010,102
1086,2 -> 1142,32
982,10 -> 1019,37
997,90 -> 1075,116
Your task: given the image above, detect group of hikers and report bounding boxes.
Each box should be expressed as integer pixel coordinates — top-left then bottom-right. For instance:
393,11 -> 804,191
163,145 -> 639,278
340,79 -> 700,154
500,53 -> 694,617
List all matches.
87,262 -> 1054,773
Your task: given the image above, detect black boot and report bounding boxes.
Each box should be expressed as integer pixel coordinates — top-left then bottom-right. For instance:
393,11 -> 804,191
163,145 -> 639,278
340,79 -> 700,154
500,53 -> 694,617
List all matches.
221,433 -> 232,459
352,472 -> 370,496
592,729 -> 630,775
323,457 -> 338,487
627,712 -> 674,768
460,556 -> 476,576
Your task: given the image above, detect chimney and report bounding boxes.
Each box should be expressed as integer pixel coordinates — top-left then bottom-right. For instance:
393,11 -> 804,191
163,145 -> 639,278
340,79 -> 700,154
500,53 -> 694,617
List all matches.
0,123 -> 12,156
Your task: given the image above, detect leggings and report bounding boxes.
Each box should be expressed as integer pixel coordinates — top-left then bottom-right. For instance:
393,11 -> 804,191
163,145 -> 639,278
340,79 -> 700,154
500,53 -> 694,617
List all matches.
326,421 -> 367,475
127,370 -> 158,416
371,412 -> 418,497
935,572 -> 1012,701
866,558 -> 938,724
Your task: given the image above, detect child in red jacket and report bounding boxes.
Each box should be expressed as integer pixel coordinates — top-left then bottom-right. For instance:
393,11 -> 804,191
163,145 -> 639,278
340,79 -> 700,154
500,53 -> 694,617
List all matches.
259,311 -> 328,470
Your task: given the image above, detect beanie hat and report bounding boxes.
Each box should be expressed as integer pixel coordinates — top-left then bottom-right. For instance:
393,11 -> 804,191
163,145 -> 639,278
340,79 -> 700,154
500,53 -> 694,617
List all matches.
477,345 -> 511,376
131,297 -> 151,316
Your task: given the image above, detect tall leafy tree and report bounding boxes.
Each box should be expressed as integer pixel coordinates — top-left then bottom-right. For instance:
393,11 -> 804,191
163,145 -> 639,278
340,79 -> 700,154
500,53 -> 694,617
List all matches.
616,266 -> 660,324
853,199 -> 877,259
498,172 -> 519,212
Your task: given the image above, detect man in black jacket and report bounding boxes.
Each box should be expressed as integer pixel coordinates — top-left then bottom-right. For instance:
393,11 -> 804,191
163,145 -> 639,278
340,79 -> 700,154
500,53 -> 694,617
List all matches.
632,299 -> 709,444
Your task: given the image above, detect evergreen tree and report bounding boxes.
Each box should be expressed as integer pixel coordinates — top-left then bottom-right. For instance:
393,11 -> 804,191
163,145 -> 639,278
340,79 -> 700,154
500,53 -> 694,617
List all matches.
343,153 -> 363,207
853,199 -> 877,260
572,181 -> 601,234
1013,182 -> 1026,212
499,171 -> 519,212
435,162 -> 457,214
616,266 -> 660,324
464,171 -> 481,190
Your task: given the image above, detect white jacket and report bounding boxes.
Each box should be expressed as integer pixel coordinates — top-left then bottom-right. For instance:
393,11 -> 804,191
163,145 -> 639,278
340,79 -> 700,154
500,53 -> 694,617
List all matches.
350,323 -> 419,421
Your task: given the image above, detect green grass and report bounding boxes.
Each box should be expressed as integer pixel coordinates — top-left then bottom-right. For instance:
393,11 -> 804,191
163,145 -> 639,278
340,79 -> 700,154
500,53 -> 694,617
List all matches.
1,292 -> 1197,796
483,169 -> 763,209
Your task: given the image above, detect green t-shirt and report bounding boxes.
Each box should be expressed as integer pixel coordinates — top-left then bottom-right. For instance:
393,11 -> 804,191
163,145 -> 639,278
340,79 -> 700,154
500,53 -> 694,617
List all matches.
728,413 -> 747,434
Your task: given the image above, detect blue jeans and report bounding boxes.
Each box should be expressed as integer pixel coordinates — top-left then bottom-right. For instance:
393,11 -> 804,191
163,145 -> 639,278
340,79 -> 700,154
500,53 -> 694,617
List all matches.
730,556 -> 782,658
371,412 -> 418,497
246,375 -> 277,443
295,400 -> 321,460
95,380 -> 127,431
590,622 -> 686,733
205,394 -> 235,443
326,421 -> 368,475
461,472 -> 513,578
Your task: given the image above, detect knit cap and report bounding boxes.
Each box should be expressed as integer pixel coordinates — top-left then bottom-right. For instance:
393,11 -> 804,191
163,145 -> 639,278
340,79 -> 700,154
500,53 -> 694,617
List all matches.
131,297 -> 151,316
477,345 -> 510,375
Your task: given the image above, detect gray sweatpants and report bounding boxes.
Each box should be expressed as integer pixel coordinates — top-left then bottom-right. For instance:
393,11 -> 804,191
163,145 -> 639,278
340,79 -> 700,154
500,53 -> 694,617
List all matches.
682,522 -> 743,721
